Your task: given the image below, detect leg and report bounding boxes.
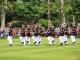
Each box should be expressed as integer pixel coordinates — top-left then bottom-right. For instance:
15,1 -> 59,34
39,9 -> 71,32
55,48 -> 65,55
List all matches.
48,36 -> 52,46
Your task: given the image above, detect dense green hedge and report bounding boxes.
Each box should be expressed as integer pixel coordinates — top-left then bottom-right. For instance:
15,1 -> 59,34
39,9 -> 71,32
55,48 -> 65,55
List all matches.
38,19 -> 48,28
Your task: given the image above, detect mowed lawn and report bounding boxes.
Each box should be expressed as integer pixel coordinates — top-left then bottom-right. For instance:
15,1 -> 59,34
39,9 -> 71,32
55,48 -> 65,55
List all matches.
0,37 -> 80,60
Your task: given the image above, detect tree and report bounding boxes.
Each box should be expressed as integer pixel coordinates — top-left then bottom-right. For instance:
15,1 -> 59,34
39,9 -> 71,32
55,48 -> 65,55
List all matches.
0,0 -> 13,28
14,0 -> 47,23
0,0 -> 80,27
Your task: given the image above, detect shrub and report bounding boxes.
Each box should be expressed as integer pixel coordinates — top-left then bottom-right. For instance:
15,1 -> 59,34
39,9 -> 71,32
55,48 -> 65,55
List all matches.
38,19 -> 48,28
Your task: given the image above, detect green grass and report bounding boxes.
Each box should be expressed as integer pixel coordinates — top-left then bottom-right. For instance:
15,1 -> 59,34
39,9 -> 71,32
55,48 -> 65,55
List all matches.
0,37 -> 80,60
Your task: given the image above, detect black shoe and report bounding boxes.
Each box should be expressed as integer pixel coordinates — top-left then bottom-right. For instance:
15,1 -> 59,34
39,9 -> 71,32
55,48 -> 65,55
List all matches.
52,41 -> 55,45
64,41 -> 67,43
64,41 -> 68,45
38,41 -> 41,45
52,41 -> 54,44
9,44 -> 12,46
34,41 -> 36,45
26,41 -> 29,43
60,43 -> 64,46
73,42 -> 76,45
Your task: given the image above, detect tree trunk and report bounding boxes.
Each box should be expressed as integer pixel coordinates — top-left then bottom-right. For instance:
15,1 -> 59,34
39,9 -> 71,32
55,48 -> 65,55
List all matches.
72,15 -> 75,26
1,0 -> 8,28
48,0 -> 51,25
61,0 -> 65,24
1,8 -> 6,28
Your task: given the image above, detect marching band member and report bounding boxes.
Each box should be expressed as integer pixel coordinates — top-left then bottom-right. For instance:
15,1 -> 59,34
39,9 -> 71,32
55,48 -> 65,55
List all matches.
20,28 -> 26,46
59,27 -> 64,46
33,28 -> 39,46
25,27 -> 32,45
70,27 -> 77,45
38,26 -> 43,45
7,28 -> 13,46
47,25 -> 55,46
63,27 -> 68,45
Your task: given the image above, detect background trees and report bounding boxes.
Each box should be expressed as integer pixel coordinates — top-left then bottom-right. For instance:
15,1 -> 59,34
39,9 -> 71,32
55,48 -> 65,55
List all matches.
0,0 -> 80,27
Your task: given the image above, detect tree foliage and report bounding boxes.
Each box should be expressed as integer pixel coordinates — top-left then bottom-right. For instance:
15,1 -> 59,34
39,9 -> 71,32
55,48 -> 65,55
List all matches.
0,0 -> 80,26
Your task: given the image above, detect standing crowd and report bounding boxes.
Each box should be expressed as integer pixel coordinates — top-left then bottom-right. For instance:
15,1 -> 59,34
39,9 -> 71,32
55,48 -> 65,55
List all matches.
0,24 -> 80,46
